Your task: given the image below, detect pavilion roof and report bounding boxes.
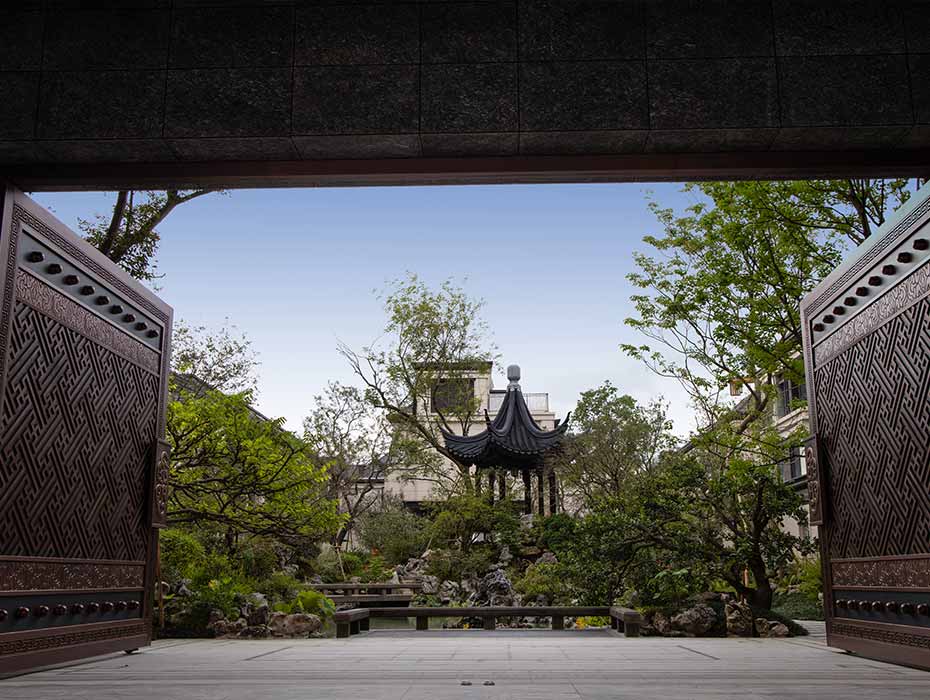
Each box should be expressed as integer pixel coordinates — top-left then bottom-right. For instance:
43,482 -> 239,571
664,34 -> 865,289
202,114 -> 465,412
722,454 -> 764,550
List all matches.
442,366 -> 568,470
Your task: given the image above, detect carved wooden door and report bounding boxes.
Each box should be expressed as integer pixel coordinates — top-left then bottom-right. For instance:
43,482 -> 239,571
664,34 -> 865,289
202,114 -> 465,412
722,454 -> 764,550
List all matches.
0,187 -> 172,674
802,188 -> 930,670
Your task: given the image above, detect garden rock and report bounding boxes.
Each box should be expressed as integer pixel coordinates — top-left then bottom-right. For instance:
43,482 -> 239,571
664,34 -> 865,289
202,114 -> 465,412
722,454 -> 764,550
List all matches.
725,600 -> 754,637
755,618 -> 790,638
238,624 -> 271,638
283,613 -> 322,637
421,575 -> 439,595
651,612 -> 672,635
469,569 -> 518,607
671,604 -> 717,636
208,609 -> 225,626
268,611 -> 288,636
247,604 -> 270,627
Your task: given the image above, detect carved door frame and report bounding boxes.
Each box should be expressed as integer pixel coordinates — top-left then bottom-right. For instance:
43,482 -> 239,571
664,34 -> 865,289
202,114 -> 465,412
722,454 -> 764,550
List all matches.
0,186 -> 172,674
801,188 -> 930,670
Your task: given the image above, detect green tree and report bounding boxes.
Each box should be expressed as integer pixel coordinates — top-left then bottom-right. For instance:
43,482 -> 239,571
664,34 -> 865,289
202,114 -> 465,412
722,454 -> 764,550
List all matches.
558,383 -> 676,508
620,179 -> 911,608
340,274 -> 497,493
357,503 -> 430,565
83,189 -> 217,281
167,323 -> 342,554
303,382 -> 432,547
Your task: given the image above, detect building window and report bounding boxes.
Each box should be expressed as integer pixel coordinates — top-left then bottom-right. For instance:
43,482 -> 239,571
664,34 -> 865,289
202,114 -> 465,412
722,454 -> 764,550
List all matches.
780,445 -> 807,483
432,378 -> 475,413
776,376 -> 806,418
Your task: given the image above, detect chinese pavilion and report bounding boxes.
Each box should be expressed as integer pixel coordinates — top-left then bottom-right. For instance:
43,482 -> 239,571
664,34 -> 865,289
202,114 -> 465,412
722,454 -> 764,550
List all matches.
442,365 -> 569,515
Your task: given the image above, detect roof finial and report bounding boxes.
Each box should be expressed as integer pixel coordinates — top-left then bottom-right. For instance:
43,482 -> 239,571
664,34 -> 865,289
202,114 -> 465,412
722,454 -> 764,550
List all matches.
507,364 -> 521,391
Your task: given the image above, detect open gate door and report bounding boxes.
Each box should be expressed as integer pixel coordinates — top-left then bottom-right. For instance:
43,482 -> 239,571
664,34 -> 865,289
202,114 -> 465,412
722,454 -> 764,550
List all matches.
802,188 -> 930,670
0,187 -> 171,674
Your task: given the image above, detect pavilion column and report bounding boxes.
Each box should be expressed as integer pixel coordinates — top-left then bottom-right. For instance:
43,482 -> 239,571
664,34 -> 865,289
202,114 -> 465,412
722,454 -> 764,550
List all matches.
522,470 -> 532,515
548,470 -> 558,514
488,471 -> 496,504
475,467 -> 482,497
537,470 -> 545,516
498,473 -> 507,502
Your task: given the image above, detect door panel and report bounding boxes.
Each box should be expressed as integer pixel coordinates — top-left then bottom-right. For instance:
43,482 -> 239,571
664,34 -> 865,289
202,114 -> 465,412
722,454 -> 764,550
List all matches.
802,188 -> 930,669
0,187 -> 171,674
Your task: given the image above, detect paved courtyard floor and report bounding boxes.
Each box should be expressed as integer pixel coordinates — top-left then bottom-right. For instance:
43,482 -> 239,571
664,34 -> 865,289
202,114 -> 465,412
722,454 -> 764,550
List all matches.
2,627 -> 927,700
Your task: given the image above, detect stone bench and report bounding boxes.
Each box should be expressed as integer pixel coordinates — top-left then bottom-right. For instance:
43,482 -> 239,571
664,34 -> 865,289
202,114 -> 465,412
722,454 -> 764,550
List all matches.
334,608 -> 370,638
609,606 -> 643,638
334,606 -> 642,638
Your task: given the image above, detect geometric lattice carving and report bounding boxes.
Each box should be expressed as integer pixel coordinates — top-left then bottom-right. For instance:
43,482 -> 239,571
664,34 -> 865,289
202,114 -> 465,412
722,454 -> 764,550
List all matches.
0,300 -> 158,561
814,295 -> 930,559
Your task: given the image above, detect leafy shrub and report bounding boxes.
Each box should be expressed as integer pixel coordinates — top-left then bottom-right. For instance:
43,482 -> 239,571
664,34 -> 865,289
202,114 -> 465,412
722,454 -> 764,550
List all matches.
237,538 -> 280,581
358,508 -> 430,565
426,547 -> 496,584
195,576 -> 250,621
159,529 -> 206,583
275,590 -> 335,619
313,548 -> 393,583
772,591 -> 824,621
257,572 -> 303,605
428,496 -> 520,554
514,562 -> 572,604
538,513 -> 576,553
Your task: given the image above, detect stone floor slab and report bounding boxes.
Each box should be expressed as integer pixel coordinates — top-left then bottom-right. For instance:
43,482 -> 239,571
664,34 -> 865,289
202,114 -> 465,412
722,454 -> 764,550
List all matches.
1,629 -> 927,699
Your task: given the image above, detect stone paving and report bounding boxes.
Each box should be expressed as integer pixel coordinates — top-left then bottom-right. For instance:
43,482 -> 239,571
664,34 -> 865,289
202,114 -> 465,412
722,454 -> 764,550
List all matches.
2,628 -> 927,700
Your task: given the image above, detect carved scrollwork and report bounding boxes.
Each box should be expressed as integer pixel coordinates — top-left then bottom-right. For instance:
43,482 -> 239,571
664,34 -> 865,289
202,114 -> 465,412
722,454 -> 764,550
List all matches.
805,436 -> 825,526
0,560 -> 145,591
151,440 -> 171,529
832,557 -> 930,588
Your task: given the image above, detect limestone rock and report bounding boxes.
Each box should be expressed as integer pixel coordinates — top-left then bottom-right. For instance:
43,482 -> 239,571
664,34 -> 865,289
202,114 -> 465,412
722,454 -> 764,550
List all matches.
283,613 -> 322,637
671,604 -> 717,637
756,618 -> 789,638
247,604 -> 270,627
238,624 -> 270,639
652,612 -> 672,635
268,611 -> 288,636
725,600 -> 754,637
469,568 -> 517,607
421,575 -> 439,595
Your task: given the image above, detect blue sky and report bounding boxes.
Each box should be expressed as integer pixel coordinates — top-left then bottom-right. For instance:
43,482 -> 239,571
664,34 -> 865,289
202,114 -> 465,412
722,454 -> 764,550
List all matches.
33,183 -> 701,436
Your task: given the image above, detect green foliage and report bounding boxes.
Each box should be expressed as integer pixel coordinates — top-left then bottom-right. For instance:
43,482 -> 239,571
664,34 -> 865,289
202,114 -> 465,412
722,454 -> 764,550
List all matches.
358,507 -> 430,565
159,528 -> 206,583
788,555 -> 824,601
537,513 -> 575,553
514,563 -> 572,604
426,548 -> 497,584
275,589 -> 336,619
340,273 -> 497,492
558,383 -> 676,506
168,385 -> 343,547
257,572 -> 303,606
196,577 -> 250,620
237,538 -> 280,581
429,495 -> 520,553
615,180 -> 912,609
83,189 -> 217,281
772,591 -> 824,622
312,548 -> 394,583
